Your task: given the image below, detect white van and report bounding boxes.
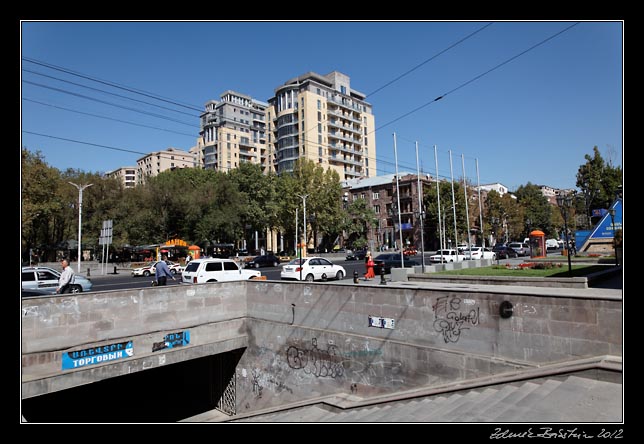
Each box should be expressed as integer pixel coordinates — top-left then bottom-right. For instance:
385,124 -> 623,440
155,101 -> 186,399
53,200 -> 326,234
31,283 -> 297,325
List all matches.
181,258 -> 261,284
546,239 -> 560,250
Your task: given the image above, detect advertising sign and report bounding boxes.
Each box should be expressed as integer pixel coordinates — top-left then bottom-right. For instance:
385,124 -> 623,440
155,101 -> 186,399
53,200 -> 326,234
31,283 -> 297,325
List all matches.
62,341 -> 133,370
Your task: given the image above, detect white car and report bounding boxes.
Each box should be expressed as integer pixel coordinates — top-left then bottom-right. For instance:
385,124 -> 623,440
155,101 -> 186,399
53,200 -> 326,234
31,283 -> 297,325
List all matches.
463,247 -> 496,260
428,249 -> 467,263
131,260 -> 183,277
181,258 -> 261,284
281,257 -> 346,282
21,266 -> 93,294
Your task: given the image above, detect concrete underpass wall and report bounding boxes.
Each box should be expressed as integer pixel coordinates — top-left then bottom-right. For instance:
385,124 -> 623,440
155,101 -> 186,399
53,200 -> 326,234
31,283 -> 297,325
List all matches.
22,280 -> 622,417
235,280 -> 622,413
22,283 -> 249,398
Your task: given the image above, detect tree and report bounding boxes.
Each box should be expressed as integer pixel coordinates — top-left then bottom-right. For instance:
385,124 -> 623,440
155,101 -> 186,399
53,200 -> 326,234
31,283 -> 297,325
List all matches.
229,162 -> 280,250
576,146 -> 623,229
342,198 -> 378,250
21,148 -> 64,261
276,159 -> 343,252
514,182 -> 555,237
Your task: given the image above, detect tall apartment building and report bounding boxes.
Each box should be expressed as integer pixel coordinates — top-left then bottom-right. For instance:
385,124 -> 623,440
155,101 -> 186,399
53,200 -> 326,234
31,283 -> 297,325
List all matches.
105,167 -> 137,189
136,147 -> 196,185
194,91 -> 272,173
267,71 -> 376,179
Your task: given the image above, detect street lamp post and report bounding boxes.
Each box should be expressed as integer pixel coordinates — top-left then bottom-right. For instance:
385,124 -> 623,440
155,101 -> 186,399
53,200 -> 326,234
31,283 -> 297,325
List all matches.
556,193 -> 574,276
609,208 -> 617,266
296,194 -> 308,281
68,182 -> 93,273
297,194 -> 308,253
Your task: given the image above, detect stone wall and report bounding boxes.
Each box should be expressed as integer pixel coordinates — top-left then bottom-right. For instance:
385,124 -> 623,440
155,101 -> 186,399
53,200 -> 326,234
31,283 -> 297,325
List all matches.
22,280 -> 621,412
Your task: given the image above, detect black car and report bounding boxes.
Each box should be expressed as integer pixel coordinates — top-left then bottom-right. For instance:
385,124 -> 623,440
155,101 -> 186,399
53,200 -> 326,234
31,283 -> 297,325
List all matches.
346,249 -> 368,261
246,254 -> 281,268
372,253 -> 420,274
491,244 -> 518,259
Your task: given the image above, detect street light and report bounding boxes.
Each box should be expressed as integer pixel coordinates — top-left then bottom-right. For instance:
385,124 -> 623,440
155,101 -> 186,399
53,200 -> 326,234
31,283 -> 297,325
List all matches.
608,208 -> 617,266
556,192 -> 574,276
296,194 -> 308,280
68,182 -> 93,273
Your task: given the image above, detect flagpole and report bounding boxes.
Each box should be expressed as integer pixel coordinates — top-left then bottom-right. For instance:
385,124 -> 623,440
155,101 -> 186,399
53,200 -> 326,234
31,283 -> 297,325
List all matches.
462,154 -> 472,259
435,145 -> 443,263
415,141 -> 425,272
476,158 -> 484,248
449,150 -> 459,259
393,133 -> 404,268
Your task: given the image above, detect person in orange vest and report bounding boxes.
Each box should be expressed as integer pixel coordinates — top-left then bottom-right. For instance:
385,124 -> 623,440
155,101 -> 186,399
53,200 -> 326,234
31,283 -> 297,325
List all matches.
364,251 -> 376,280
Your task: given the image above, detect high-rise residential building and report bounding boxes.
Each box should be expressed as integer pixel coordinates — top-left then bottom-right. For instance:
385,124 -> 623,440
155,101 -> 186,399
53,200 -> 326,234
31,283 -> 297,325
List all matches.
136,147 -> 196,185
267,71 -> 376,179
105,167 -> 137,188
195,91 -> 272,173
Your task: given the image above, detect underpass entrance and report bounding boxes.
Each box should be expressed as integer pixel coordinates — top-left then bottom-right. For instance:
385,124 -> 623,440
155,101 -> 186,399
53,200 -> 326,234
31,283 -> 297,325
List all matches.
22,349 -> 244,423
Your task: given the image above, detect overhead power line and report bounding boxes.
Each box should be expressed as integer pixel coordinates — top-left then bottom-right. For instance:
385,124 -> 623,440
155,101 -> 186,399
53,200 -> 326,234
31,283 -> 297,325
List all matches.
373,22 -> 580,133
23,98 -> 198,138
22,57 -> 204,113
23,80 -> 199,128
23,68 -> 201,118
366,22 -> 494,97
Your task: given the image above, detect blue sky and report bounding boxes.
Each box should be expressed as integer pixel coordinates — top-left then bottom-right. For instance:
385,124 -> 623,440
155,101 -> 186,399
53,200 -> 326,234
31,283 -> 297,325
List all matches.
20,21 -> 622,191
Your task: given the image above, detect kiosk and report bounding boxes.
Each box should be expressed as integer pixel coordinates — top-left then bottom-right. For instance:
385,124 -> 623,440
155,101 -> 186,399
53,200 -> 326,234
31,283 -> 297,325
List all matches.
529,230 -> 546,258
188,245 -> 201,260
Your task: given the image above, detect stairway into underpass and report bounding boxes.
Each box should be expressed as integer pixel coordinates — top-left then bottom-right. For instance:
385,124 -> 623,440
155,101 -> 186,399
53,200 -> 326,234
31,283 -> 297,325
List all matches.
231,373 -> 622,423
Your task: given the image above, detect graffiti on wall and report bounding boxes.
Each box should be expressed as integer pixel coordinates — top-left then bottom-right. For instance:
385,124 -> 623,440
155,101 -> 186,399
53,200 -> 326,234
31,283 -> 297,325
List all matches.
286,337 -> 344,378
432,295 -> 480,343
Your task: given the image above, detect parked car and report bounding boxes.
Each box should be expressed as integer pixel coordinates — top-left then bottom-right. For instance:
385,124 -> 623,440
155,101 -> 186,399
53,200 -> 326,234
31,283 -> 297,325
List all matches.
508,242 -> 530,257
372,253 -> 420,274
492,244 -> 519,259
345,249 -> 368,261
280,257 -> 346,282
428,249 -> 467,263
463,247 -> 496,260
245,254 -> 281,268
131,260 -> 183,277
181,258 -> 261,284
21,266 -> 93,294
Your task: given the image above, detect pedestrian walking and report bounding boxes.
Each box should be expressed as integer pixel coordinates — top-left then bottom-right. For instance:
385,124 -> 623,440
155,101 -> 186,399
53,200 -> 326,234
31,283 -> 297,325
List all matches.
154,255 -> 176,286
364,251 -> 375,280
56,259 -> 75,294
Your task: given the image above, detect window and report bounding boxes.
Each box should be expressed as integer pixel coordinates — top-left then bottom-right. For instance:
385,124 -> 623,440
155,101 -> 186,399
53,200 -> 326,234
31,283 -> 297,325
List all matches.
361,193 -> 365,199
223,261 -> 239,271
317,100 -> 321,110
318,111 -> 322,121
374,205 -> 380,214
373,192 -> 379,200
340,86 -> 346,94
205,262 -> 223,272
318,123 -> 322,133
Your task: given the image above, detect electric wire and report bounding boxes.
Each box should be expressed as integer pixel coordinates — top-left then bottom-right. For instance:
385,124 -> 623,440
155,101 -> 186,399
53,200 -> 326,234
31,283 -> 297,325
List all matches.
22,57 -> 203,112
